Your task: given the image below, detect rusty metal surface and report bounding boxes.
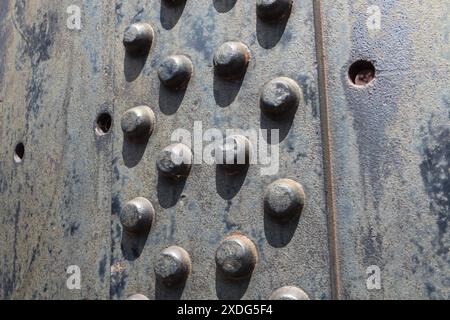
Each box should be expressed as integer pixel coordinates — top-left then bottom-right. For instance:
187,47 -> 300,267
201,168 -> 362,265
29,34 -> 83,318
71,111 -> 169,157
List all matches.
0,0 -> 113,299
319,0 -> 450,299
0,0 -> 448,300
111,0 -> 331,300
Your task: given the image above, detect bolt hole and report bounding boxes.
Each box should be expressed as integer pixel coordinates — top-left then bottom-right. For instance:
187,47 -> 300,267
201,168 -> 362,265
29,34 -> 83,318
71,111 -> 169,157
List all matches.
14,143 -> 25,163
348,60 -> 376,86
95,112 -> 112,136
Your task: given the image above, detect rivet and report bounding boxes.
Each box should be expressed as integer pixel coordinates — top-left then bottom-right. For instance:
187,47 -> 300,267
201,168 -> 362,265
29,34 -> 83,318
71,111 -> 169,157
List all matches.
121,106 -> 156,141
256,0 -> 293,22
123,22 -> 154,56
215,234 -> 257,280
155,246 -> 192,287
260,77 -> 301,117
158,55 -> 193,90
214,42 -> 250,80
264,179 -> 305,222
269,286 -> 310,300
157,143 -> 193,180
126,294 -> 150,300
120,197 -> 155,234
216,135 -> 252,174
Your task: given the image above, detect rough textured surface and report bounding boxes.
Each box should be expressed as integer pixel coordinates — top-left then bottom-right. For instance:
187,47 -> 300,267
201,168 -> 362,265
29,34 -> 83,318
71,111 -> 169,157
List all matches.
111,0 -> 330,300
321,0 -> 450,299
0,0 -> 114,299
1,0 -> 448,300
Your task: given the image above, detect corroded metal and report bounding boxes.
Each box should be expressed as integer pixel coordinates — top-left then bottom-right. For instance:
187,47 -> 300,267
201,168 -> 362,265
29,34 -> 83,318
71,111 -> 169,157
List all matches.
0,0 -> 114,299
156,143 -> 193,180
264,179 -> 305,223
120,197 -> 155,234
121,106 -> 156,141
0,0 -> 447,301
213,42 -> 251,80
155,246 -> 192,287
158,55 -> 193,90
123,22 -> 154,56
110,0 -> 330,301
215,234 -> 258,280
316,0 -> 450,300
260,77 -> 302,118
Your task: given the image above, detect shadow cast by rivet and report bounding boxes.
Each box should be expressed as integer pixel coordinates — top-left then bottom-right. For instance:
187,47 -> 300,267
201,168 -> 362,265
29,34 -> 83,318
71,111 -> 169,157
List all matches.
159,83 -> 188,115
213,0 -> 237,13
122,136 -> 150,168
160,0 -> 187,30
215,269 -> 251,300
260,105 -> 297,143
157,172 -> 187,209
256,9 -> 291,50
121,229 -> 150,261
213,71 -> 246,108
263,209 -> 300,248
124,52 -> 149,82
215,165 -> 249,200
155,279 -> 186,300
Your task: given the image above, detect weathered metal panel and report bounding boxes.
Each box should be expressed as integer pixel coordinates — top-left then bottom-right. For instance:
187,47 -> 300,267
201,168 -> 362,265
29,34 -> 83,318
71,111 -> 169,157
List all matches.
0,0 -> 113,299
319,0 -> 450,299
0,0 -> 448,300
110,0 -> 331,300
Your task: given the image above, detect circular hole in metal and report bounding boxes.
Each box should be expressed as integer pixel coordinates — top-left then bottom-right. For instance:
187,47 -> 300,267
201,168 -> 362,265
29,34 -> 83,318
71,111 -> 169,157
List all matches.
14,142 -> 25,163
348,60 -> 376,86
95,112 -> 112,136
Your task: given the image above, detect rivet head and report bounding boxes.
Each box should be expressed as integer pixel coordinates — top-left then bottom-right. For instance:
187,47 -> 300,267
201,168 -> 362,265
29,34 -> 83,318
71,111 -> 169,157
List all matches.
216,135 -> 252,174
120,197 -> 155,234
269,286 -> 310,300
121,106 -> 156,141
126,294 -> 150,300
215,235 -> 257,280
260,77 -> 301,117
155,246 -> 192,287
214,42 -> 250,80
264,179 -> 305,222
157,143 -> 193,180
256,0 -> 293,22
158,55 -> 193,89
123,22 -> 154,56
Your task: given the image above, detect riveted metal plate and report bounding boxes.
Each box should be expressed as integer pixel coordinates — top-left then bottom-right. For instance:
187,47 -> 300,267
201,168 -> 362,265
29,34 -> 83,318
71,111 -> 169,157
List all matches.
1,0 -> 448,301
110,0 -> 331,300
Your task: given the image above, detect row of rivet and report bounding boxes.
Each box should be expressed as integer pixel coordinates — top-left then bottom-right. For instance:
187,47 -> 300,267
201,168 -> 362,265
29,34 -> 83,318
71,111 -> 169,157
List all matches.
123,22 -> 302,119
119,177 -> 307,297
121,178 -> 306,228
120,0 -> 306,300
120,178 -> 305,233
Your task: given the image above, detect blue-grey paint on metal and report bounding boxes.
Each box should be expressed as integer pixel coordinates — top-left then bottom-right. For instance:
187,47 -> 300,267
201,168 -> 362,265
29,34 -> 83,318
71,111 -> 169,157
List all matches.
0,0 -> 448,300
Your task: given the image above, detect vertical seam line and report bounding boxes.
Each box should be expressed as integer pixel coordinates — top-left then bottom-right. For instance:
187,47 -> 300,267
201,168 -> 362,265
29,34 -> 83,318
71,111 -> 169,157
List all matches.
312,0 -> 342,300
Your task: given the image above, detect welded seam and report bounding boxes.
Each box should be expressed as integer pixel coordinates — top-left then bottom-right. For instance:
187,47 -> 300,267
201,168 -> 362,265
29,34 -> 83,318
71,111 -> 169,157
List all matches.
312,0 -> 342,300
